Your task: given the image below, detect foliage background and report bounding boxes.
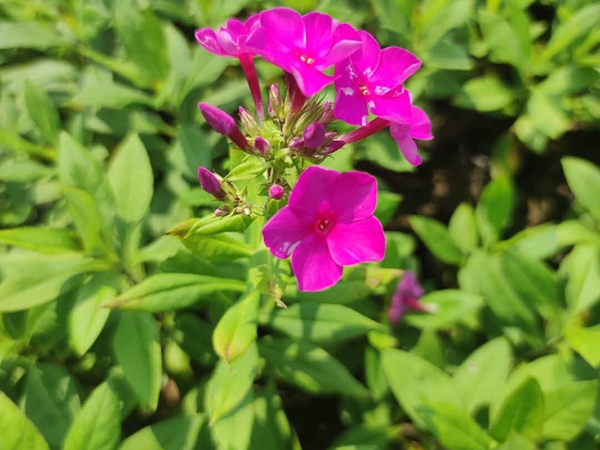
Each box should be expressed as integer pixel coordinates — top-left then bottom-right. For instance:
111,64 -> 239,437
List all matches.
0,0 -> 599,449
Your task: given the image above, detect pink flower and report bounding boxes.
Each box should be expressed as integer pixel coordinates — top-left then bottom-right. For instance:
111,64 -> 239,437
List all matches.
388,271 -> 427,325
195,17 -> 264,119
246,8 -> 362,97
389,106 -> 433,166
334,31 -> 421,126
262,166 -> 386,291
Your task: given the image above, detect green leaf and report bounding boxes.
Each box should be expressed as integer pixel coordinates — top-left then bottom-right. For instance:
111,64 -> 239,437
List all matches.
0,227 -> 79,254
409,216 -> 464,265
261,302 -> 387,345
259,336 -> 369,398
108,134 -> 154,223
565,323 -> 600,368
381,349 -> 461,427
526,91 -> 571,139
404,290 -> 483,330
63,382 -> 121,450
248,249 -> 290,303
448,202 -> 479,253
0,252 -> 109,312
495,433 -> 536,450
564,244 -> 600,314
119,414 -> 208,450
499,250 -> 560,321
421,38 -> 474,71
453,75 -> 515,112
540,3 -> 600,62
113,311 -> 162,411
171,313 -> 216,365
249,382 -> 293,450
562,157 -> 600,223
0,390 -> 49,450
213,290 -> 260,363
476,176 -> 515,246
113,1 -> 169,82
490,377 -> 544,442
539,65 -> 599,96
417,402 -> 493,450
211,390 -> 255,450
108,273 -> 246,312
23,81 -> 60,146
69,271 -> 120,356
22,362 -> 82,448
0,21 -> 62,49
453,338 -> 512,415
205,342 -> 258,424
479,9 -> 530,74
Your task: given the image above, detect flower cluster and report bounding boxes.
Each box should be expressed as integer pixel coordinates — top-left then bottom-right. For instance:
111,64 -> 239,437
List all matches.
193,7 -> 434,292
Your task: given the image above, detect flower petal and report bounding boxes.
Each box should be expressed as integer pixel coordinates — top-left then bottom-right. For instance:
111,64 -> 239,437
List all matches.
288,165 -> 340,217
390,129 -> 422,166
304,12 -> 333,58
370,88 -> 412,123
352,30 -> 380,76
328,216 -> 386,266
324,23 -> 362,67
330,171 -> 378,222
195,29 -> 227,56
291,234 -> 343,291
409,106 -> 433,140
260,7 -> 305,49
369,47 -> 421,89
334,80 -> 369,126
290,64 -> 334,97
262,206 -> 311,259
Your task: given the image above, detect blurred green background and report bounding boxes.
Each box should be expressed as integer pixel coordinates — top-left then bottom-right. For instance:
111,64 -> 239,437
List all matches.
1,0 -> 599,449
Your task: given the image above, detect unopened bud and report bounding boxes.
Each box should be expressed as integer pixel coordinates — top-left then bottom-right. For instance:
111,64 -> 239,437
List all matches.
214,205 -> 232,217
198,167 -> 226,200
289,137 -> 304,151
322,139 -> 345,155
239,106 -> 259,135
254,137 -> 271,156
198,102 -> 249,150
303,122 -> 326,150
268,184 -> 285,200
268,84 -> 282,117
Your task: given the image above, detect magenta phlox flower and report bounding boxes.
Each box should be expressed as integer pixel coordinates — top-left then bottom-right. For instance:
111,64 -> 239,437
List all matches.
334,30 -> 421,126
246,8 -> 362,97
388,271 -> 427,325
389,106 -> 433,166
262,166 -> 386,291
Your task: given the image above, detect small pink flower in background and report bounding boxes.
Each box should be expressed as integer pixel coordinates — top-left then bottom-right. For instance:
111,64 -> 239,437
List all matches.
263,166 -> 386,291
196,16 -> 264,118
246,8 -> 362,97
389,106 -> 433,166
388,271 -> 434,325
334,31 -> 420,126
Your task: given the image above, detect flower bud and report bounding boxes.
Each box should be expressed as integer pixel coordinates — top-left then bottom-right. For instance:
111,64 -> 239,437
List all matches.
268,184 -> 285,200
303,122 -> 326,150
254,137 -> 271,156
289,137 -> 304,151
322,139 -> 346,155
268,84 -> 282,117
214,205 -> 232,217
198,102 -> 249,150
198,167 -> 226,200
239,106 -> 259,135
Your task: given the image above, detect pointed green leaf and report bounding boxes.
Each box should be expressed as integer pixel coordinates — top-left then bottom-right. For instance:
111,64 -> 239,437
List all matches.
0,227 -> 79,254
404,289 -> 483,330
211,390 -> 255,450
476,176 -> 515,246
0,391 -> 49,450
23,81 -> 60,146
448,202 -> 479,253
249,382 -> 293,450
119,414 -> 208,450
409,216 -> 464,265
562,157 -> 600,222
113,311 -> 162,411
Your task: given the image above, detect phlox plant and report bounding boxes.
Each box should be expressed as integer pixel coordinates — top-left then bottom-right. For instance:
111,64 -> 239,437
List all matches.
187,6 -> 432,293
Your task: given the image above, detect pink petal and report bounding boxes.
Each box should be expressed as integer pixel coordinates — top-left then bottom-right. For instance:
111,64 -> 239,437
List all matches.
409,106 -> 433,140
324,23 -> 362,66
291,234 -> 343,291
330,171 -> 378,222
352,30 -> 380,76
369,47 -> 421,88
334,83 -> 369,126
216,19 -> 247,55
262,206 -> 311,259
328,217 -> 386,266
303,12 -> 333,58
288,165 -> 340,217
246,27 -> 294,69
195,29 -> 227,56
390,130 -> 422,166
370,88 -> 412,123
260,7 -> 305,50
290,64 -> 334,97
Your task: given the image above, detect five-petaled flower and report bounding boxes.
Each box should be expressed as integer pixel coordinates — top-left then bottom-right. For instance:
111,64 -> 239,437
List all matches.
334,30 -> 421,126
246,7 -> 362,97
262,166 -> 386,291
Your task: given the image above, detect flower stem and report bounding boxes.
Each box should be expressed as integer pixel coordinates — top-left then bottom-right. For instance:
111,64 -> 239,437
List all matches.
339,118 -> 390,144
239,53 -> 264,120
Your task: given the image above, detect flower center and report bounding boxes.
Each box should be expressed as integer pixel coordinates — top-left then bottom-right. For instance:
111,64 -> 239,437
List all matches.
359,84 -> 369,96
298,54 -> 316,65
315,216 -> 335,234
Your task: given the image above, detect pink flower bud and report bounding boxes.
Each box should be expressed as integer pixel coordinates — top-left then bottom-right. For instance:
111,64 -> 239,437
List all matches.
198,167 -> 225,200
254,137 -> 271,156
322,139 -> 346,155
268,83 -> 282,117
268,184 -> 285,200
239,106 -> 258,134
303,122 -> 326,150
289,137 -> 304,150
198,102 -> 249,150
